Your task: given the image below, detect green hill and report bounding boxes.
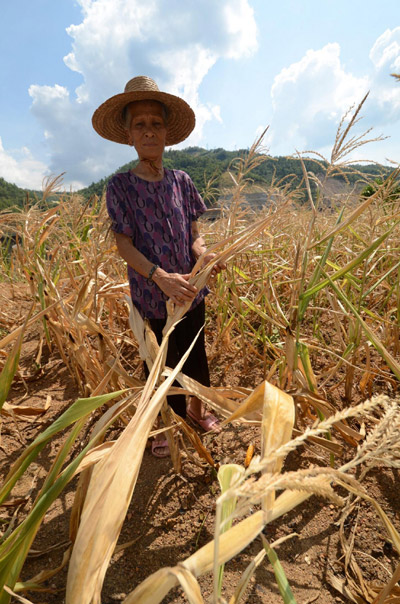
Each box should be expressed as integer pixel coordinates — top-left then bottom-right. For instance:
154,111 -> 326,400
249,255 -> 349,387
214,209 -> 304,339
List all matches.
0,147 -> 393,212
79,146 -> 392,206
80,146 -> 238,202
0,177 -> 39,211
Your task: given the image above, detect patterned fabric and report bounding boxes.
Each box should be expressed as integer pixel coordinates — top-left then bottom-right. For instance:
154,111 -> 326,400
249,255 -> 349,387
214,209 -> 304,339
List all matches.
106,168 -> 208,318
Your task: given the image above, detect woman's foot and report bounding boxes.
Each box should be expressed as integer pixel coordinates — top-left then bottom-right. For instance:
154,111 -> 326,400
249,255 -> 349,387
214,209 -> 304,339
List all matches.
151,435 -> 170,458
187,397 -> 221,433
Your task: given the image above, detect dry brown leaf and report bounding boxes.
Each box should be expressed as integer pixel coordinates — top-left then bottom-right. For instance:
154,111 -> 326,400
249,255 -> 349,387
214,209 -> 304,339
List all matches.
171,409 -> 216,468
244,443 -> 255,468
260,381 -> 295,518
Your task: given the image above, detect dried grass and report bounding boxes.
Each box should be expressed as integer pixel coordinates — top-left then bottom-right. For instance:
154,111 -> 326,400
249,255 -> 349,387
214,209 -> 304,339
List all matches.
1,102 -> 400,603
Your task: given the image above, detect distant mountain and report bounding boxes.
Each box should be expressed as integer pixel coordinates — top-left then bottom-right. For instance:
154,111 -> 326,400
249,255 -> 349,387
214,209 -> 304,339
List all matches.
0,177 -> 39,211
79,146 -> 240,203
79,147 -> 392,206
0,147 -> 393,212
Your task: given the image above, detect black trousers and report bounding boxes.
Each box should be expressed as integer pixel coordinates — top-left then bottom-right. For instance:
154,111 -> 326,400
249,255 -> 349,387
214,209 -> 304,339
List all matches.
144,300 -> 210,418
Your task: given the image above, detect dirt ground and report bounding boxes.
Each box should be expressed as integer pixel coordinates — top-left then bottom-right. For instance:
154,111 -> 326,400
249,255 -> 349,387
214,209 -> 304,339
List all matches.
1,283 -> 400,604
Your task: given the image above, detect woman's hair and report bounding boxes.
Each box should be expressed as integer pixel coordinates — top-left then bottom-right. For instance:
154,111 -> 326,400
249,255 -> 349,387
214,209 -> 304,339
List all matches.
123,100 -> 168,130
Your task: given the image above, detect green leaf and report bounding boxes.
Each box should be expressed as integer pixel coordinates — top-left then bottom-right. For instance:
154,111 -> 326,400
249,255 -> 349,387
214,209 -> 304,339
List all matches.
261,535 -> 297,604
300,222 -> 399,303
0,389 -> 127,603
215,464 -> 245,598
325,275 -> 400,381
0,390 -> 127,506
0,305 -> 34,411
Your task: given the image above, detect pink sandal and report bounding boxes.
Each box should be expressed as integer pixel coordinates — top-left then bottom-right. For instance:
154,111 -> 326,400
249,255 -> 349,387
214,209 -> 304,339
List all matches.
151,439 -> 170,458
187,408 -> 221,432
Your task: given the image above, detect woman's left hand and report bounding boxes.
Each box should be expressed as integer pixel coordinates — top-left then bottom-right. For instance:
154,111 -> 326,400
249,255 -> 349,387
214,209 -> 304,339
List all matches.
202,253 -> 226,278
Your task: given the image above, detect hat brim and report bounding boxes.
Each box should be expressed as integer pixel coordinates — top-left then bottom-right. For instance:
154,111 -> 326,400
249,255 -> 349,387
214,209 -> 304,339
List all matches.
92,90 -> 195,146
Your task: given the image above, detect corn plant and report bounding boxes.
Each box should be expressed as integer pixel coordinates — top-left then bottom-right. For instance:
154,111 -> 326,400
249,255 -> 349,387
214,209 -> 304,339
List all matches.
0,99 -> 400,603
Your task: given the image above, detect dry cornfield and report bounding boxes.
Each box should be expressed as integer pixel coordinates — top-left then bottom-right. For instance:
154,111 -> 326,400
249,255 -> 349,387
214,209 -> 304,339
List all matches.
1,105 -> 400,604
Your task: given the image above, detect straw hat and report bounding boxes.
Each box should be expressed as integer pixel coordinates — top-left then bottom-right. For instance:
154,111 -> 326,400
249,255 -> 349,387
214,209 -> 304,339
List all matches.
92,75 -> 195,146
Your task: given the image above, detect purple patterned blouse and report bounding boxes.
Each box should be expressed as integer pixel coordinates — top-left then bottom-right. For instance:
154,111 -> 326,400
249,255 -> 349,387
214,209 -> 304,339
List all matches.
106,168 -> 208,319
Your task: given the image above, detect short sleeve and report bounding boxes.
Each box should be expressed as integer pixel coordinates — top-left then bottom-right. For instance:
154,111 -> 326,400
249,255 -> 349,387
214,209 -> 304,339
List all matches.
185,174 -> 207,220
106,174 -> 135,237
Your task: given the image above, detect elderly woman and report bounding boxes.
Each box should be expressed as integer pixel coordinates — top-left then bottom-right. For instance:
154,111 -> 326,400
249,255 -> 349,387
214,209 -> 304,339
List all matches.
92,76 -> 224,457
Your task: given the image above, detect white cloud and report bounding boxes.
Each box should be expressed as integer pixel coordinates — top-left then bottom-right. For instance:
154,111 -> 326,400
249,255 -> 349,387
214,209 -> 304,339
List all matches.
368,27 -> 400,122
369,27 -> 400,72
221,1 -> 257,59
269,32 -> 400,161
270,43 -> 369,153
27,0 -> 258,188
0,137 -> 49,190
8,8 -> 400,188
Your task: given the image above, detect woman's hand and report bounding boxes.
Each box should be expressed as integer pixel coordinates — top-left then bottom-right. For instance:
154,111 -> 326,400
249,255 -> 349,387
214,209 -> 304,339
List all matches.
191,222 -> 226,278
201,253 -> 227,278
153,269 -> 198,306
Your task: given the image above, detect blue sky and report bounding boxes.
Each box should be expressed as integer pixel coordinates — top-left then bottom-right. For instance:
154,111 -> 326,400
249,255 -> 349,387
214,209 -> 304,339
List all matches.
1,0 -> 399,190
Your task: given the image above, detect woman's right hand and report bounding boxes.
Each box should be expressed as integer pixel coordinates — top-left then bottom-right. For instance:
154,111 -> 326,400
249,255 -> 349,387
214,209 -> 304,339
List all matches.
153,269 -> 197,306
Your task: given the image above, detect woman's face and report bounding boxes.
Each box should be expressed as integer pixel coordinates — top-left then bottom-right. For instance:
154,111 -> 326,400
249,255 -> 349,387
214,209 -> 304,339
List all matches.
127,100 -> 167,161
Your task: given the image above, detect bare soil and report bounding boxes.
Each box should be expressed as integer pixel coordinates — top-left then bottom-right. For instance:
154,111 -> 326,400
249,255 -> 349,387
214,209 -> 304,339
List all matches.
1,283 -> 399,604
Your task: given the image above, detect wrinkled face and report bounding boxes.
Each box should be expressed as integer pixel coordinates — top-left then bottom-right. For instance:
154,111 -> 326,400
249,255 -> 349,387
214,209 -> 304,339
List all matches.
126,100 -> 167,161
